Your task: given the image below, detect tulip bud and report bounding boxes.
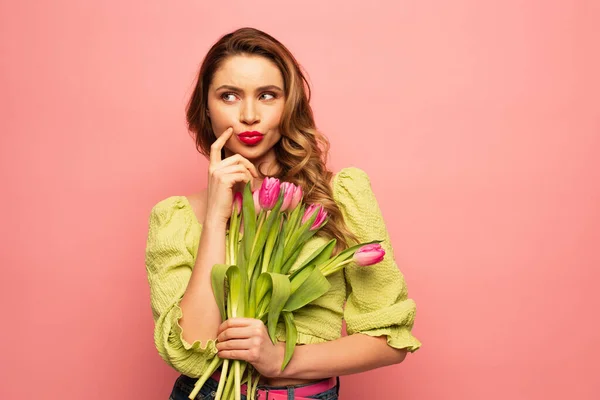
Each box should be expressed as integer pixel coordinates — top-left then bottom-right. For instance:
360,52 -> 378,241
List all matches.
232,192 -> 243,215
253,190 -> 261,213
353,244 -> 385,266
289,185 -> 303,211
302,204 -> 328,231
279,182 -> 294,212
259,177 -> 281,210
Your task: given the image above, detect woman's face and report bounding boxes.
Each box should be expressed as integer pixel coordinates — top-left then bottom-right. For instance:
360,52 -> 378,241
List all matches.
207,55 -> 285,164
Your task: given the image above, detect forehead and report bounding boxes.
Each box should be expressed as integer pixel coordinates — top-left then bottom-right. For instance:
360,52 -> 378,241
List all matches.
211,55 -> 284,89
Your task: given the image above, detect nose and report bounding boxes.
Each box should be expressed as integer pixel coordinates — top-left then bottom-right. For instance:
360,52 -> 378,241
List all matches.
240,99 -> 260,125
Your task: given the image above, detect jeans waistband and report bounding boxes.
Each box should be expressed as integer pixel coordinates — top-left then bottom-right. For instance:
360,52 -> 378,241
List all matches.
176,373 -> 339,399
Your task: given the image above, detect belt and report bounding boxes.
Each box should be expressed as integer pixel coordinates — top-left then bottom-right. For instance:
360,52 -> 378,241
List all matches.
211,370 -> 337,400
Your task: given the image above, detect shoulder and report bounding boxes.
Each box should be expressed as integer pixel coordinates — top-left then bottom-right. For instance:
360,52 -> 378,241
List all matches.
149,189 -> 207,226
331,166 -> 372,198
184,188 -> 208,225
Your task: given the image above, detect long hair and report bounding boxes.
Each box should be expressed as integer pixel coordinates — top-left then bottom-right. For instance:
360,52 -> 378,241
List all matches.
186,27 -> 358,253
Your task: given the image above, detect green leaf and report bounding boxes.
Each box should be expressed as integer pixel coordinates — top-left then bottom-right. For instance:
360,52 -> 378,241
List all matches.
280,245 -> 303,275
247,252 -> 262,318
228,209 -> 239,264
256,272 -> 291,343
261,212 -> 283,273
237,237 -> 247,272
289,264 -> 315,293
285,204 -> 304,246
281,311 -> 297,371
242,182 -> 256,262
287,238 -> 337,275
256,291 -> 271,320
248,194 -> 284,270
211,264 -> 233,321
282,206 -> 319,263
284,266 -> 330,312
225,265 -> 246,318
270,227 -> 286,274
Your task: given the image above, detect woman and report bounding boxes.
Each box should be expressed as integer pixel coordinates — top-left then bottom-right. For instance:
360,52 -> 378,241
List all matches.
145,27 -> 421,400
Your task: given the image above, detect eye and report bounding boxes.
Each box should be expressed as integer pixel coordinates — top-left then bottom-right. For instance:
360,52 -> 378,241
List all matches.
221,92 -> 237,102
260,92 -> 277,101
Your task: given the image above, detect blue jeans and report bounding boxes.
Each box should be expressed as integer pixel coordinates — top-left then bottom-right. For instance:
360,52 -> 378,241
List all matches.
169,374 -> 340,400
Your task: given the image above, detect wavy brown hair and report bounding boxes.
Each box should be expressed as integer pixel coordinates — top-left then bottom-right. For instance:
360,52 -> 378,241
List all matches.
186,27 -> 358,254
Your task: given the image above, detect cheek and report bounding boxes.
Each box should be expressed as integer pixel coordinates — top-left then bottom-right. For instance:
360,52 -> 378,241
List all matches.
265,105 -> 284,126
208,102 -> 237,127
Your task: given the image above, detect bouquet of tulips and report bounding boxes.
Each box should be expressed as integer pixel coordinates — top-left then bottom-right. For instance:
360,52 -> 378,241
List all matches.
188,178 -> 386,400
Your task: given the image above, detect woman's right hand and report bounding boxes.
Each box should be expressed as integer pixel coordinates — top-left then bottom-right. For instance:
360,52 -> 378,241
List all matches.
205,127 -> 259,226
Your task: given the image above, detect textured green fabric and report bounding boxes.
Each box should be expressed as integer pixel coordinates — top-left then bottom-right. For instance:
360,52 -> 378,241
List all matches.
145,167 -> 421,377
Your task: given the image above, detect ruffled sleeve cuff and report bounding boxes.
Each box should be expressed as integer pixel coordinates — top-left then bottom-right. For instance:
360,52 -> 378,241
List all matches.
153,299 -> 219,378
146,196 -> 219,377
344,298 -> 422,352
333,167 -> 422,353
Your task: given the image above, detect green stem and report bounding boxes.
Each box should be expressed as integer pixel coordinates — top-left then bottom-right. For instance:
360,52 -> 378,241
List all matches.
251,210 -> 266,255
247,210 -> 266,281
234,360 -> 241,400
249,369 -> 260,400
228,212 -> 235,265
214,359 -> 230,400
322,259 -> 353,276
189,356 -> 222,399
261,215 -> 280,274
223,365 -> 236,400
232,213 -> 240,265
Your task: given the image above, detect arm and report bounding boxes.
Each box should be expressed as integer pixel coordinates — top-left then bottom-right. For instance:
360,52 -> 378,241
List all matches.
146,130 -> 259,378
277,334 -> 407,379
178,217 -> 226,344
215,318 -> 407,379
146,196 -> 221,377
179,129 -> 259,344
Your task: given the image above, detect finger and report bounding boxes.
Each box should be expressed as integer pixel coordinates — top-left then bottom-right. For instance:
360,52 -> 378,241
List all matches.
215,172 -> 252,187
216,349 -> 252,362
218,154 -> 259,178
216,338 -> 253,351
217,327 -> 251,342
209,127 -> 234,165
217,317 -> 261,335
217,326 -> 264,342
212,163 -> 253,178
211,165 -> 252,188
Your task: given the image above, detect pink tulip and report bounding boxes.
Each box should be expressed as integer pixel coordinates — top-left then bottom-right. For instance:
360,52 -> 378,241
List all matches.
353,244 -> 385,266
302,204 -> 328,231
252,190 -> 261,213
259,177 -> 281,210
289,185 -> 303,211
232,192 -> 242,215
279,182 -> 295,212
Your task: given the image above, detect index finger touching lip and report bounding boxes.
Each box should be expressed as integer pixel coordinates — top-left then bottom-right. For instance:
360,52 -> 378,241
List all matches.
210,127 -> 234,164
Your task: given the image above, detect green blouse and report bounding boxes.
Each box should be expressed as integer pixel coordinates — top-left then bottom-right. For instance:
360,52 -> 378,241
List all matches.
145,167 -> 421,378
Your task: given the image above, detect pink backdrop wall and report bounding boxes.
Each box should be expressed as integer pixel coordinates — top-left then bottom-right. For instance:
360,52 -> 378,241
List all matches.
1,1 -> 598,399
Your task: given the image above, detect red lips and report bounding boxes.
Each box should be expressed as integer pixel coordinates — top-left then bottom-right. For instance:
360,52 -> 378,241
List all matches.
237,131 -> 264,145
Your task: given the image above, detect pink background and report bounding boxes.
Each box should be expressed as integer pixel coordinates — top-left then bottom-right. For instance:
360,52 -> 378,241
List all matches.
1,1 -> 598,399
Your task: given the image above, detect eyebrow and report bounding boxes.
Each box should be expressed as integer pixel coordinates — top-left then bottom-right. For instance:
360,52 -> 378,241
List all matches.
215,84 -> 284,93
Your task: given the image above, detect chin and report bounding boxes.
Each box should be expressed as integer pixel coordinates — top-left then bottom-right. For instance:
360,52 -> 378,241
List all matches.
229,139 -> 279,160
227,144 -> 270,160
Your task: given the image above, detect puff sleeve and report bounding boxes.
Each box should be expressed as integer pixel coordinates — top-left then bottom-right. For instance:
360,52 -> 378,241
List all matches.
145,196 -> 219,377
333,167 -> 422,352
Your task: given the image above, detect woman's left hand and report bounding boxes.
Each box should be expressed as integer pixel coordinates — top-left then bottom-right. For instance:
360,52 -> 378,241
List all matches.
216,318 -> 285,378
